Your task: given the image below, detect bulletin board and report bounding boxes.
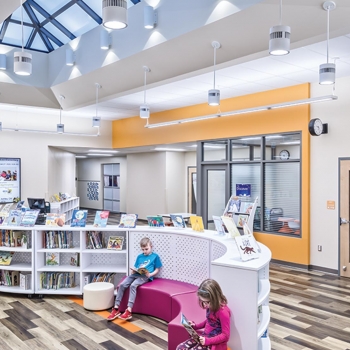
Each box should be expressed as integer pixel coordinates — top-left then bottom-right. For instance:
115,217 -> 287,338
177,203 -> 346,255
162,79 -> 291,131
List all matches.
0,158 -> 21,203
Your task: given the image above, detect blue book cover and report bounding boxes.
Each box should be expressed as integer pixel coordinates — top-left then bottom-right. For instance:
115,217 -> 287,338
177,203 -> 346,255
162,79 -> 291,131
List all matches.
147,216 -> 165,227
93,210 -> 109,228
7,209 -> 22,226
20,209 -> 40,227
70,209 -> 88,227
170,214 -> 186,228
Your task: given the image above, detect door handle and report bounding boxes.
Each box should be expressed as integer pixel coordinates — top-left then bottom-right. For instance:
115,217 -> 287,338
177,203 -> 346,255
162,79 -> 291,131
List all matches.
340,218 -> 349,225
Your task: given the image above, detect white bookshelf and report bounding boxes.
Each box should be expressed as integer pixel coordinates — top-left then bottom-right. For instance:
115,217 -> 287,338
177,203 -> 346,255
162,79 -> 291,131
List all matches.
50,197 -> 80,225
0,227 -> 35,294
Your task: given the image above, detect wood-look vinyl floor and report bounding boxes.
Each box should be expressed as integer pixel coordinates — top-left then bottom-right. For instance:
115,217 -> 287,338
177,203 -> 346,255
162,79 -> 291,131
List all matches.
0,263 -> 350,349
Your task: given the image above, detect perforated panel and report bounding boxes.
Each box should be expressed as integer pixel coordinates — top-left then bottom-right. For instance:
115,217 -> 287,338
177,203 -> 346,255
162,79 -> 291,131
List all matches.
89,253 -> 126,265
212,241 -> 227,261
12,251 -> 32,264
129,231 -> 210,285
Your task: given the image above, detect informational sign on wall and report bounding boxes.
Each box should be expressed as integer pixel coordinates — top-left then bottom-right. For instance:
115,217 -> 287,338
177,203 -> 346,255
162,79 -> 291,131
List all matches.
0,158 -> 21,203
236,184 -> 251,197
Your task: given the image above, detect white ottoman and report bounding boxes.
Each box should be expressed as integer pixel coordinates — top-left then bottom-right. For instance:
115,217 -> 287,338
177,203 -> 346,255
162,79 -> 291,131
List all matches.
83,282 -> 115,311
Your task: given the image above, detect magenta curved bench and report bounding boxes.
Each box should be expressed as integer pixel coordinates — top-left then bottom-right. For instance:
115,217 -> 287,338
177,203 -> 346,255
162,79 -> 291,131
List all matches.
117,277 -> 205,349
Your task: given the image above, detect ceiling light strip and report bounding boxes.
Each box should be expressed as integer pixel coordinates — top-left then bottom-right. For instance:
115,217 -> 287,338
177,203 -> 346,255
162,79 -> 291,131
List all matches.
1,127 -> 99,136
144,95 -> 337,129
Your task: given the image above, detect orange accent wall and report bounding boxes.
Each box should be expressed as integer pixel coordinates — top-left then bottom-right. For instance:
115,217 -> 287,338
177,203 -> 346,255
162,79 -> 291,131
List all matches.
112,83 -> 310,265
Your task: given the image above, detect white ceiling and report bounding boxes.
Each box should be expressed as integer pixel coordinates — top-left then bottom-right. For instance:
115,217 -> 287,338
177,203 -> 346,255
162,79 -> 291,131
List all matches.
1,0 -> 350,155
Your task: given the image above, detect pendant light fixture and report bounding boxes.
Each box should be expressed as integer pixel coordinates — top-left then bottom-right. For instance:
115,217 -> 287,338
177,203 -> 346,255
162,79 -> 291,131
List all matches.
319,1 -> 336,85
208,41 -> 221,106
140,66 -> 150,119
269,0 -> 290,56
14,0 -> 32,76
57,95 -> 65,134
93,83 -> 101,127
102,0 -> 128,30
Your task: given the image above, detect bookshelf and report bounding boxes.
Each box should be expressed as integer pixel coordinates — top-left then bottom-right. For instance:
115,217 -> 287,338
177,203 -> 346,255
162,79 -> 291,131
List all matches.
50,197 -> 80,225
103,163 -> 120,213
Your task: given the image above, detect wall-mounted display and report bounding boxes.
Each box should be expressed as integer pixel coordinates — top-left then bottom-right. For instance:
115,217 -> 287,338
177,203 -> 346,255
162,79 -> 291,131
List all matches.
0,158 -> 21,203
87,181 -> 99,201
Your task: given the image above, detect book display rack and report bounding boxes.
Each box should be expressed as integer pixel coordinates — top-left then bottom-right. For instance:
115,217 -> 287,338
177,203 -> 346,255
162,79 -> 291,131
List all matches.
0,225 -> 271,350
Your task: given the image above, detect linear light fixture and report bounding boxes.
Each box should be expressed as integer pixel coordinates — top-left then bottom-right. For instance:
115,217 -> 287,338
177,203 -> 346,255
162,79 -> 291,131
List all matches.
89,149 -> 119,153
87,153 -> 113,156
0,128 -> 100,136
154,148 -> 187,152
144,95 -> 338,128
93,83 -> 101,127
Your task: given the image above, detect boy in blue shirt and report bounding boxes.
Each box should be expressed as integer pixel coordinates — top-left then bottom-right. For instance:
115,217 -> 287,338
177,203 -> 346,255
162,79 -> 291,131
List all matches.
107,237 -> 162,321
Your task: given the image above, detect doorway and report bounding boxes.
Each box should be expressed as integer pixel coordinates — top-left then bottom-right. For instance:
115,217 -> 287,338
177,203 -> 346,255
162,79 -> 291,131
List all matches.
339,159 -> 350,277
202,165 -> 229,229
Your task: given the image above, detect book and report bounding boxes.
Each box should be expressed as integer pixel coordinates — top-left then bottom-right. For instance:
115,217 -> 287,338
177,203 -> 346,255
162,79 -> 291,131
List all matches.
180,313 -> 200,342
130,266 -> 149,275
242,223 -> 261,253
20,209 -> 40,227
223,196 -> 241,216
0,251 -> 14,265
45,252 -> 60,265
70,209 -> 88,227
212,215 -> 225,235
93,211 -> 109,227
118,214 -> 138,228
170,214 -> 186,228
107,236 -> 124,250
20,272 -> 31,290
237,214 -> 249,228
15,201 -> 24,209
69,252 -> 79,266
7,210 -> 22,226
11,271 -> 20,286
239,202 -> 254,214
234,234 -> 260,262
45,213 -> 66,227
221,215 -> 240,238
147,216 -> 165,227
189,216 -> 204,232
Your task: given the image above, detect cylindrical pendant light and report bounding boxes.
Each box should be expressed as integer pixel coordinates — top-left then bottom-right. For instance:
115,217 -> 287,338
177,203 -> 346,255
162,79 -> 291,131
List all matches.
102,0 -> 128,30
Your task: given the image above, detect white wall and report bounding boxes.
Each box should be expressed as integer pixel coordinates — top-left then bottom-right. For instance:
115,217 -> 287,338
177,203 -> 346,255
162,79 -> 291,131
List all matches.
310,77 -> 350,270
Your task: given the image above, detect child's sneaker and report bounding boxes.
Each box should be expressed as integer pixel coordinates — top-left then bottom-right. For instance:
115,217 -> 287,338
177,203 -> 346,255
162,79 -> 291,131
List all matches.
119,309 -> 132,320
107,308 -> 121,321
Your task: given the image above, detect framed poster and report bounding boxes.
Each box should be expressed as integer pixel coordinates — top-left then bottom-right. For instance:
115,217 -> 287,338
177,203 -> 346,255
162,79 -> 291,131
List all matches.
0,158 -> 21,203
236,183 -> 251,197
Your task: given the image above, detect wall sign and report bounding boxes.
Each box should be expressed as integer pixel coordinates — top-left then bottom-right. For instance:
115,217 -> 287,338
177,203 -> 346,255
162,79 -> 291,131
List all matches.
87,181 -> 99,201
236,184 -> 251,197
0,158 -> 21,203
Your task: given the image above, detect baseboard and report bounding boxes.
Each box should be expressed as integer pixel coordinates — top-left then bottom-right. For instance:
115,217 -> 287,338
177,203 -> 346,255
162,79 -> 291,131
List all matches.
271,259 -> 338,275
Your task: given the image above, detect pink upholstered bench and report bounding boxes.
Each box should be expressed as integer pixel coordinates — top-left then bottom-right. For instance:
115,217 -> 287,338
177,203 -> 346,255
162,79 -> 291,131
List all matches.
117,277 -> 205,349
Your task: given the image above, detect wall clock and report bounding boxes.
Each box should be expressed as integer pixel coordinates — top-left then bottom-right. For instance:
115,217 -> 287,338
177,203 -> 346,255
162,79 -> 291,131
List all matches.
308,118 -> 324,136
279,150 -> 290,160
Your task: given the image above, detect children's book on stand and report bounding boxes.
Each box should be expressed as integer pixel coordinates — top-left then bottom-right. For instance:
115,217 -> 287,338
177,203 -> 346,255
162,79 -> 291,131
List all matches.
107,236 -> 124,250
69,252 -> 79,266
0,251 -> 14,266
170,214 -> 186,228
20,209 -> 40,227
239,202 -> 254,214
15,201 -> 24,210
223,196 -> 241,216
93,211 -> 109,228
46,252 -> 60,265
147,216 -> 165,227
130,267 -> 149,275
221,215 -> 241,238
237,214 -> 249,228
242,222 -> 261,253
180,313 -> 200,342
45,213 -> 65,227
189,216 -> 204,232
70,209 -> 88,227
118,214 -> 138,228
7,210 -> 22,226
212,215 -> 225,235
234,234 -> 260,262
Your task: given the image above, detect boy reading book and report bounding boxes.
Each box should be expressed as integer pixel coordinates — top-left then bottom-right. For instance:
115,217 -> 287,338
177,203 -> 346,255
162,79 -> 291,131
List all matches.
107,237 -> 162,321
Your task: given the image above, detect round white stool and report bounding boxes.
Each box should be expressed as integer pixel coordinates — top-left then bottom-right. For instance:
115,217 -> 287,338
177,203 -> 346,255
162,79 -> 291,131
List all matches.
83,282 -> 115,311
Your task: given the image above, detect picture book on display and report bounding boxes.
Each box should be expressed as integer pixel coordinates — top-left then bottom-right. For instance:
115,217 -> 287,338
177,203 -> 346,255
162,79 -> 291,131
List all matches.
20,209 -> 40,227
189,216 -> 204,232
170,214 -> 186,228
7,210 -> 22,226
70,209 -> 88,227
107,236 -> 124,250
147,216 -> 165,227
45,213 -> 66,227
221,215 -> 240,238
237,214 -> 249,228
212,215 -> 225,235
180,313 -> 200,342
45,252 -> 60,266
93,211 -> 110,227
0,251 -> 14,266
234,234 -> 260,262
130,266 -> 149,275
118,214 -> 138,228
239,202 -> 254,214
243,222 -> 261,253
223,196 -> 241,216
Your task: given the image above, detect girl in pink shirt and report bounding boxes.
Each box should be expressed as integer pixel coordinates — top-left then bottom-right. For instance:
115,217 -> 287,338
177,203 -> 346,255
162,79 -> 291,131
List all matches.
176,279 -> 231,350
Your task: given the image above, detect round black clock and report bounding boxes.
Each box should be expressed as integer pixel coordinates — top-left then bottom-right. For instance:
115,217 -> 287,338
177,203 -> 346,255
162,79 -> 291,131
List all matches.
309,118 -> 323,136
279,150 -> 290,160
